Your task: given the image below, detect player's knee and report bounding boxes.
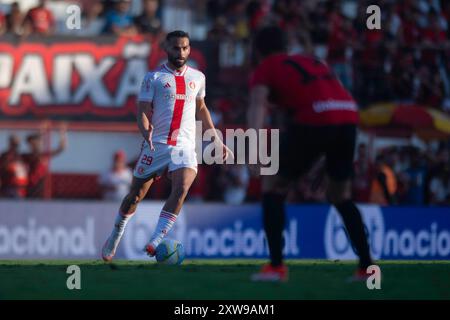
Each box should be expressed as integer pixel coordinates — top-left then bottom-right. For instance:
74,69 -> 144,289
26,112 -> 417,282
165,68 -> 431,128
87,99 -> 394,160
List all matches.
171,184 -> 190,199
134,194 -> 142,204
122,192 -> 141,209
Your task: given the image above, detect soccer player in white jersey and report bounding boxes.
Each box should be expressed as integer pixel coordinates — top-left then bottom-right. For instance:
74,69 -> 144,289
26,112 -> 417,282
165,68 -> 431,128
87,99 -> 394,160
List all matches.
102,30 -> 233,261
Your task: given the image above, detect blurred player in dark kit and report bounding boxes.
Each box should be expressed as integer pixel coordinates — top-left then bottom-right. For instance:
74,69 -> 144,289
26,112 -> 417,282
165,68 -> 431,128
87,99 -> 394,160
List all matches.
248,26 -> 373,282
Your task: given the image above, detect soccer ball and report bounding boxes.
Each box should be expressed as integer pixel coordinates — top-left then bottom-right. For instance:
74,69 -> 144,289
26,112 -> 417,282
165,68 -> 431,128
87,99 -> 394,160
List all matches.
155,239 -> 185,265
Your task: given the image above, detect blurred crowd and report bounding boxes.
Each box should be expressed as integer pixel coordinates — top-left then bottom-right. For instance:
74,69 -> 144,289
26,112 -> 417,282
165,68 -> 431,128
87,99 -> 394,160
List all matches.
2,0 -> 449,110
286,141 -> 450,206
1,0 -> 450,205
205,0 -> 450,110
1,0 -> 449,117
0,129 -> 67,199
210,0 -> 450,110
0,0 -> 163,37
352,142 -> 450,206
4,131 -> 450,206
119,139 -> 450,206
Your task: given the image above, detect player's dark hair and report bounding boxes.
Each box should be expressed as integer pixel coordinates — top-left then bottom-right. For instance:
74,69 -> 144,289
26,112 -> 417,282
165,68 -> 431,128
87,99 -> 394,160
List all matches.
254,26 -> 287,57
166,30 -> 190,42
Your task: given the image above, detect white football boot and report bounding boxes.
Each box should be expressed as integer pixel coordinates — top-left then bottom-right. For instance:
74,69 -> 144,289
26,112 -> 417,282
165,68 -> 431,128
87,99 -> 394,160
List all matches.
102,216 -> 129,262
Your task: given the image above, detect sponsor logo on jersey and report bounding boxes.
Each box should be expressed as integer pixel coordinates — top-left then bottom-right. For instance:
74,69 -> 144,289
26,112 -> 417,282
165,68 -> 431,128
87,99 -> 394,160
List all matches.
313,100 -> 357,113
164,93 -> 195,102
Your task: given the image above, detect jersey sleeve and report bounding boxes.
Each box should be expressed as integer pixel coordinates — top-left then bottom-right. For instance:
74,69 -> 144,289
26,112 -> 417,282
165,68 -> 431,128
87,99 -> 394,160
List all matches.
249,59 -> 272,88
137,73 -> 155,102
197,74 -> 206,99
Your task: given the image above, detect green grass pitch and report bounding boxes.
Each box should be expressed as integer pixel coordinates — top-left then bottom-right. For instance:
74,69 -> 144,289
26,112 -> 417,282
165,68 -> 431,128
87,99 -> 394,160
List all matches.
0,260 -> 449,300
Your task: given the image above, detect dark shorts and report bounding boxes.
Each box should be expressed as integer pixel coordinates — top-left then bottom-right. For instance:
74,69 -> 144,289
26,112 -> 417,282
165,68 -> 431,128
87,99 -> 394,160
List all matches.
278,124 -> 356,181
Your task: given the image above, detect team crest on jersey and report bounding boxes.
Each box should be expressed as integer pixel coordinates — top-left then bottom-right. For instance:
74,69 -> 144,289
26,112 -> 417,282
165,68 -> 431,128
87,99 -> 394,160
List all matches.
137,166 -> 145,175
189,81 -> 196,90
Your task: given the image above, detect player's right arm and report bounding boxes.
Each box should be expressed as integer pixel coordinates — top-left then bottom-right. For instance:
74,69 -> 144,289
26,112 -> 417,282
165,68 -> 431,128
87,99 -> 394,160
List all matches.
137,101 -> 154,150
137,73 -> 155,150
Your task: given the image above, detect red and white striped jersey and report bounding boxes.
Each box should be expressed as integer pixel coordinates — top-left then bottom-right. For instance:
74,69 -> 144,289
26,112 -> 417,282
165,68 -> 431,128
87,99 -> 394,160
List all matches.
138,63 -> 206,149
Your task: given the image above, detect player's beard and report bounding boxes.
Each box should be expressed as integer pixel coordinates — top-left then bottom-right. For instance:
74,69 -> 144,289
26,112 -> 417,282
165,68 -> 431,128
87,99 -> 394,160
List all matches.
168,55 -> 187,69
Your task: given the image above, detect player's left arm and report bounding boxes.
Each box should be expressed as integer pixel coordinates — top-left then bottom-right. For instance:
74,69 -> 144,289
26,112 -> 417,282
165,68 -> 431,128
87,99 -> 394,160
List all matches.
196,97 -> 233,161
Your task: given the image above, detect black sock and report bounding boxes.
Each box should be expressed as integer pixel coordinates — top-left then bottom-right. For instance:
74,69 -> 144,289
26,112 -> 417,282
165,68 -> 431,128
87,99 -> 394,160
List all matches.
334,200 -> 373,269
262,192 -> 286,267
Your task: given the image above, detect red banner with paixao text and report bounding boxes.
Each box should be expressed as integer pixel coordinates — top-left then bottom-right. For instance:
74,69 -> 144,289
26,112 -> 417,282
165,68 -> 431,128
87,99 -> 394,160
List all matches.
0,35 -> 208,122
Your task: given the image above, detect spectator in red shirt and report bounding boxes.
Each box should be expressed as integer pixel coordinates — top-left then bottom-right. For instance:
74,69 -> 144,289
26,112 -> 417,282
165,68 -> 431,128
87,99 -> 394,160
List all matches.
23,0 -> 55,36
0,135 -> 28,198
22,128 -> 67,198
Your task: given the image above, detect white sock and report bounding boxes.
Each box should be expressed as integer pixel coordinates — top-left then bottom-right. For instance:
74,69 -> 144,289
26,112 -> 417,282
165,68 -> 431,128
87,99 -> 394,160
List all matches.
103,212 -> 133,256
148,210 -> 178,248
109,212 -> 132,241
